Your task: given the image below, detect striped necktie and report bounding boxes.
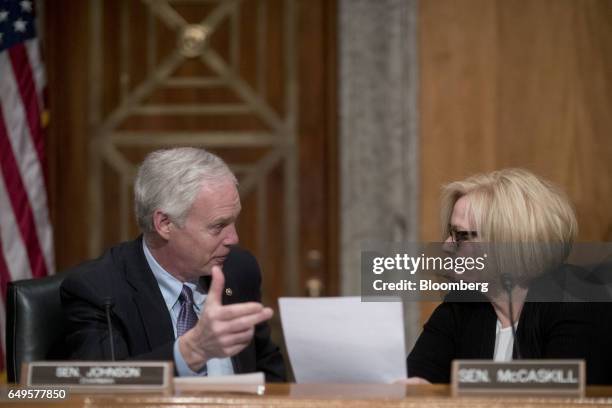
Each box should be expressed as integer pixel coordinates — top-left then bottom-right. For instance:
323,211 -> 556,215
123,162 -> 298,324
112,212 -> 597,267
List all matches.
177,285 -> 199,337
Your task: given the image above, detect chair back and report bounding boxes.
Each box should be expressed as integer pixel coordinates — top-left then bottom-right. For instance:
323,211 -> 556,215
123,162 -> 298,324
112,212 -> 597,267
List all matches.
6,273 -> 67,383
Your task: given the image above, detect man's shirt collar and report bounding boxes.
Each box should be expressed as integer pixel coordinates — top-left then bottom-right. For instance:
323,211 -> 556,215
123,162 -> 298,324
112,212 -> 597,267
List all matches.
142,239 -> 206,311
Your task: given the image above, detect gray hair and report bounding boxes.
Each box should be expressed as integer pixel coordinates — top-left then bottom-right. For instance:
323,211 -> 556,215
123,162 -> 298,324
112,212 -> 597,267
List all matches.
134,147 -> 237,233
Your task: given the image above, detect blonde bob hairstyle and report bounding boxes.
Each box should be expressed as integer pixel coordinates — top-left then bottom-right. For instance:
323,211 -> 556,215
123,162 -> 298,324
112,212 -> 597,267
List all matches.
440,168 -> 578,285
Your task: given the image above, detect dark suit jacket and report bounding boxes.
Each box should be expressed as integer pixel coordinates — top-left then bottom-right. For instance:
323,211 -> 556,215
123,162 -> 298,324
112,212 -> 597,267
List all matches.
408,263 -> 612,385
408,300 -> 612,384
60,236 -> 286,382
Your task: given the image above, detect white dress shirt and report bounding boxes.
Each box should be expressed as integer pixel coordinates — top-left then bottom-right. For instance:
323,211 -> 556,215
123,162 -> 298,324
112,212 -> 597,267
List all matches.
142,240 -> 235,376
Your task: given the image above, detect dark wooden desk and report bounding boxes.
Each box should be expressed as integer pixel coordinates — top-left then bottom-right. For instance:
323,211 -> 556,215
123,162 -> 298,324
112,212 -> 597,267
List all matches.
4,384 -> 612,407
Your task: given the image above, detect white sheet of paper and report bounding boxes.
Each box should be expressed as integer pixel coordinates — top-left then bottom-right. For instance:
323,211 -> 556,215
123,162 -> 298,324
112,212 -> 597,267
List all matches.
279,297 -> 406,384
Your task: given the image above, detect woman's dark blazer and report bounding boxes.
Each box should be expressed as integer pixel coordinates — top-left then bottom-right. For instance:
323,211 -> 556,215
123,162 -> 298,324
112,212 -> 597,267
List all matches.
407,266 -> 612,384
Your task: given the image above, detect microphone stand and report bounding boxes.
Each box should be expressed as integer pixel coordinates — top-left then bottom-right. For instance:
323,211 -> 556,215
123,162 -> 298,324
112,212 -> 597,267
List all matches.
103,297 -> 116,361
501,274 -> 522,359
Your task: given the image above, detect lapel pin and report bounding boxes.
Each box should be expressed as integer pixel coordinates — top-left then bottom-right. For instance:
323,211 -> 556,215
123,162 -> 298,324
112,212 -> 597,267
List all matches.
225,288 -> 233,296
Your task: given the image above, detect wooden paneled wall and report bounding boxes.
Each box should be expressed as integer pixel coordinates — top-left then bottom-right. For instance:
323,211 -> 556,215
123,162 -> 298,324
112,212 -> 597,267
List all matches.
43,1 -> 338,299
419,0 -> 612,322
45,1 -> 91,270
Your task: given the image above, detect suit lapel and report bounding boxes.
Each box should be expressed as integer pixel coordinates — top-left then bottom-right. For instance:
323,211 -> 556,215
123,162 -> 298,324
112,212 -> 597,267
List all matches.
225,268 -> 244,374
199,253 -> 247,374
479,303 -> 497,358
124,237 -> 175,351
515,302 -> 539,358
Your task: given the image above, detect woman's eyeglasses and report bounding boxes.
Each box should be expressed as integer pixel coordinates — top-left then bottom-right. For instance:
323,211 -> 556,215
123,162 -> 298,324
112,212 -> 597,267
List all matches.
448,225 -> 478,248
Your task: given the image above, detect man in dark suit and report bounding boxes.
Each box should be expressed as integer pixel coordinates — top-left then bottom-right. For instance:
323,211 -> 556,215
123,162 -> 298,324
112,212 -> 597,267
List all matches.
61,147 -> 285,381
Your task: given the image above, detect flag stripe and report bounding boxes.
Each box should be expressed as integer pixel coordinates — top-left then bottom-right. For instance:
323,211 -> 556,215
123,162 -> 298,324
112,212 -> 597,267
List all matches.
25,40 -> 46,110
0,1 -> 54,372
0,304 -> 5,372
0,106 -> 47,278
0,164 -> 32,283
0,52 -> 54,277
0,235 -> 11,303
8,43 -> 47,183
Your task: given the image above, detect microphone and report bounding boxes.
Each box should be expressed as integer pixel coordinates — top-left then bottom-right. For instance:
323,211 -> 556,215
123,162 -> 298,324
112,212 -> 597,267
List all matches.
103,297 -> 116,361
500,274 -> 522,359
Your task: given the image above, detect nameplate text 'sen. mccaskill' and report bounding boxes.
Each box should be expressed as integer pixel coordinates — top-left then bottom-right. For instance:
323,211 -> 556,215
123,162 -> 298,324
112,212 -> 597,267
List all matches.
451,360 -> 585,397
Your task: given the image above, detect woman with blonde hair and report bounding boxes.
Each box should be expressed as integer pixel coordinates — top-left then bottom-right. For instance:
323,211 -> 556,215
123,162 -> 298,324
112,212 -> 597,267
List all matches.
407,168 -> 612,384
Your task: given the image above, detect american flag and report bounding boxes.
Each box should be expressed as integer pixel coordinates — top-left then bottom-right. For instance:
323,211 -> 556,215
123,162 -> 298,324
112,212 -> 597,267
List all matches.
0,0 -> 54,369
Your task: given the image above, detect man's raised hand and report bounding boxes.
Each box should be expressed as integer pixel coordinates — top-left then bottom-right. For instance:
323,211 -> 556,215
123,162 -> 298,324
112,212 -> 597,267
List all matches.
178,265 -> 273,372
